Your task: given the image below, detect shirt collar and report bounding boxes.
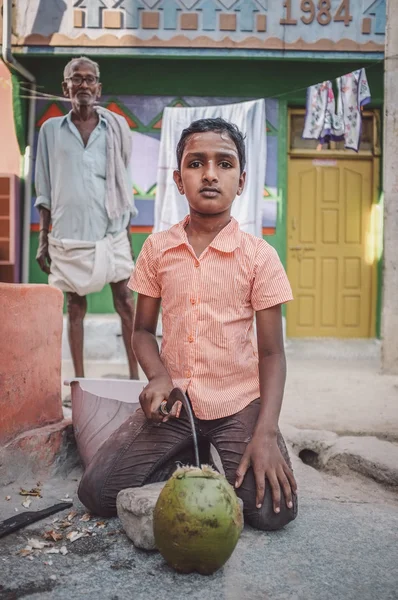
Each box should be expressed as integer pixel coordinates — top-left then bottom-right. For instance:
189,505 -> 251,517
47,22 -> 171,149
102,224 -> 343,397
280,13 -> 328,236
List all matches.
162,216 -> 242,254
60,110 -> 107,128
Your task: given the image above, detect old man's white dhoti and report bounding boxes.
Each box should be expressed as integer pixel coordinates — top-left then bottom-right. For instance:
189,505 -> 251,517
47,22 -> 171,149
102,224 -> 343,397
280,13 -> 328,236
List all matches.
48,231 -> 133,296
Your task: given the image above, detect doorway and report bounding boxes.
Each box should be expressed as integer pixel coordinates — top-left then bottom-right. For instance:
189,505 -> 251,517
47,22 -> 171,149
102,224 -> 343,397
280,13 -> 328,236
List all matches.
286,109 -> 380,338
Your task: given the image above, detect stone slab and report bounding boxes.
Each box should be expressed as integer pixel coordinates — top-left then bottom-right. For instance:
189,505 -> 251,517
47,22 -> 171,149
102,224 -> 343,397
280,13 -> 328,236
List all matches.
284,425 -> 398,487
117,482 -> 244,552
324,436 -> 398,486
0,419 -> 76,485
283,424 -> 338,455
117,483 -> 165,551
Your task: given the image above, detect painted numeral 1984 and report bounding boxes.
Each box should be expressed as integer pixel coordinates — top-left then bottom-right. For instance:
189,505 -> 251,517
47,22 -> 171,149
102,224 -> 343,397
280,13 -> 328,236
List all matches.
280,0 -> 353,27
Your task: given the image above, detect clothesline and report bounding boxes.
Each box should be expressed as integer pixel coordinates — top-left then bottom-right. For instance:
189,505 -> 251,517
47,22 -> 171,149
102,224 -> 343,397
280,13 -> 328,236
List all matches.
17,57 -> 386,105
266,58 -> 383,101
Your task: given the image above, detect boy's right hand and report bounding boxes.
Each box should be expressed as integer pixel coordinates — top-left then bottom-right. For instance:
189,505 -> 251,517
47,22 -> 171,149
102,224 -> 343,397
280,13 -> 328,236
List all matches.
139,375 -> 179,423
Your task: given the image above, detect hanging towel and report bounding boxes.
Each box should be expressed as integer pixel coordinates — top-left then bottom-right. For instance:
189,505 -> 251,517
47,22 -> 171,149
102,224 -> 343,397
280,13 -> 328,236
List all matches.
48,231 -> 134,296
95,106 -> 138,221
303,81 -> 344,143
154,99 -> 266,238
303,81 -> 329,140
303,69 -> 371,151
336,69 -> 371,152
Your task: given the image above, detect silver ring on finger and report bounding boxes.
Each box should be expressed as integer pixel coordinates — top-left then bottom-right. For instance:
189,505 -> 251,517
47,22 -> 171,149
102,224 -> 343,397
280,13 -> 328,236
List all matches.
159,400 -> 169,417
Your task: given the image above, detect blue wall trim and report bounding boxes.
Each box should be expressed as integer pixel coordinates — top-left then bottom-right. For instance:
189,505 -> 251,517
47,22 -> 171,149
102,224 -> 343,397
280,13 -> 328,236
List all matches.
19,47 -> 385,61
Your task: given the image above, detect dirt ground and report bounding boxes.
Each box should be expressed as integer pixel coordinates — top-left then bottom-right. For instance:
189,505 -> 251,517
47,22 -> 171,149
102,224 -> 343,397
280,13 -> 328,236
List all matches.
1,449 -> 397,600
2,338 -> 395,599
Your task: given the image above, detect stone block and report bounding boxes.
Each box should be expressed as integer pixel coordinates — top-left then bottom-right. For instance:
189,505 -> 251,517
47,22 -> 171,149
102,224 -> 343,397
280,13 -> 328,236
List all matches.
0,284 -> 64,445
117,482 -> 244,551
117,483 -> 165,551
324,436 -> 398,486
0,419 -> 75,485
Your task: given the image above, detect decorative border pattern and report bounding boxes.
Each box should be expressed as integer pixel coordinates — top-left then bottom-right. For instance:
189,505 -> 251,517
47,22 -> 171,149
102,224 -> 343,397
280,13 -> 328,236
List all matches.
10,0 -> 386,53
14,33 -> 385,53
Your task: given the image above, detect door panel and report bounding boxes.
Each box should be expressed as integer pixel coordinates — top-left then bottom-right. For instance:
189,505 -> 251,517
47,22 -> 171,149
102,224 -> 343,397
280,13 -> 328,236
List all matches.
287,158 -> 373,338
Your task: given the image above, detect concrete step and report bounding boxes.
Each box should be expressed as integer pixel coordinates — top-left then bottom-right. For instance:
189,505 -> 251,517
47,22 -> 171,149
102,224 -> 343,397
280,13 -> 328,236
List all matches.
284,424 -> 398,487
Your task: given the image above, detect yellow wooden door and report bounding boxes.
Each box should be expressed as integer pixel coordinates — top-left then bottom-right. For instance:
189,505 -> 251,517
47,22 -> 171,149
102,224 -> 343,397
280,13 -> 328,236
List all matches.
287,158 -> 374,338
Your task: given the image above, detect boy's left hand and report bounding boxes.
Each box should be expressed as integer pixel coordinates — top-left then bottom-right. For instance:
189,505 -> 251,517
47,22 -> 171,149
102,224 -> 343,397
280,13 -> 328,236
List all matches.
235,434 -> 297,513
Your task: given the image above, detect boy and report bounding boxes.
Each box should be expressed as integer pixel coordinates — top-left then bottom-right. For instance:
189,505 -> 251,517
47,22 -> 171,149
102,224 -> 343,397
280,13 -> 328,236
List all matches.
78,118 -> 297,531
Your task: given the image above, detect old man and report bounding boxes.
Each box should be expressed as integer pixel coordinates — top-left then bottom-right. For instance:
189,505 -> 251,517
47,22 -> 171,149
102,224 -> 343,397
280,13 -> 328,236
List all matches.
35,56 -> 139,379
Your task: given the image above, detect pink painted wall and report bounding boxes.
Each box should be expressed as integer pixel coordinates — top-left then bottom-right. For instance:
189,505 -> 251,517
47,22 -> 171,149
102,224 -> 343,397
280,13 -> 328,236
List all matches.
0,283 -> 64,445
0,61 -> 21,175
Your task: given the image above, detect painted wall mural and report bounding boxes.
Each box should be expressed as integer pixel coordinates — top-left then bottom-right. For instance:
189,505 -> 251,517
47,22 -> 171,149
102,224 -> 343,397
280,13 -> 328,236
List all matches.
8,0 -> 385,52
31,95 -> 279,233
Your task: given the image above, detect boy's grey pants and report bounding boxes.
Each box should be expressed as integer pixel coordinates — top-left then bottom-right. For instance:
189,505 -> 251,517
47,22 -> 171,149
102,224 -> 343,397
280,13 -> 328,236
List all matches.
78,398 -> 298,531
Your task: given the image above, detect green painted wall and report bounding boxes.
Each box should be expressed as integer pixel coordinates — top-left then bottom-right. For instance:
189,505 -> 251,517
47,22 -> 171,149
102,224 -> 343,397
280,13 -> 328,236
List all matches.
25,56 -> 384,325
264,100 -> 288,262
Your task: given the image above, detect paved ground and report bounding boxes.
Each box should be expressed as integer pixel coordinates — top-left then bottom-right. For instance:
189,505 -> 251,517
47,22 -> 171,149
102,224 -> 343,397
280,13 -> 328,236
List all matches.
1,452 -> 397,600
62,339 -> 398,440
283,340 -> 398,440
2,339 -> 397,599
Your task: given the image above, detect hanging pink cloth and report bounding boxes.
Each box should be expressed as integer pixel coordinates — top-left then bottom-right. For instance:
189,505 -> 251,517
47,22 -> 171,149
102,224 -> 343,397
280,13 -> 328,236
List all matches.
303,81 -> 343,143
303,69 -> 371,151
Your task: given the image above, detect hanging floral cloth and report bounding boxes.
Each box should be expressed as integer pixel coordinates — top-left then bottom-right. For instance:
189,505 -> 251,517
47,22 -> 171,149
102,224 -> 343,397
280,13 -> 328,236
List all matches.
303,68 -> 371,152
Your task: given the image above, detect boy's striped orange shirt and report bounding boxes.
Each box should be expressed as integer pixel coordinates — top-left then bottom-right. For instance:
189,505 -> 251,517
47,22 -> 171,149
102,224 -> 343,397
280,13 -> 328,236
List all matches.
128,216 -> 293,420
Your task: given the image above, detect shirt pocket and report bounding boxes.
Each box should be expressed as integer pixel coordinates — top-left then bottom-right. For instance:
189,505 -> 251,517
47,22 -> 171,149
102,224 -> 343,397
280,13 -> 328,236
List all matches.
203,257 -> 250,312
92,141 -> 107,180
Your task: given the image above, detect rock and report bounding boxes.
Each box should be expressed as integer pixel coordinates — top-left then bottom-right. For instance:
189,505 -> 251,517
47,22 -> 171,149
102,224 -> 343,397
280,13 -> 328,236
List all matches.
117,482 -> 244,552
0,419 -> 74,485
117,483 -> 165,551
323,436 -> 398,486
284,424 -> 398,487
283,424 -> 338,459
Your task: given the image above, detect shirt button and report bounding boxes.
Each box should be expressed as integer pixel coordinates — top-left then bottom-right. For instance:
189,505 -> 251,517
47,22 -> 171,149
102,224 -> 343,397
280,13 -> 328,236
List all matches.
185,370 -> 192,378
190,298 -> 196,305
194,262 -> 200,268
188,335 -> 194,343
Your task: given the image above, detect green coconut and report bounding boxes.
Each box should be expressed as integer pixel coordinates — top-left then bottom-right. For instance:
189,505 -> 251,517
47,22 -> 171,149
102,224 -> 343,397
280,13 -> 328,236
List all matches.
153,465 -> 243,575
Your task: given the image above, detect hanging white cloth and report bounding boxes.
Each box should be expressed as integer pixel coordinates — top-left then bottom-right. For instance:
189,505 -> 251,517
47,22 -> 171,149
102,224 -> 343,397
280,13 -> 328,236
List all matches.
336,69 -> 371,152
154,99 -> 266,238
303,81 -> 344,143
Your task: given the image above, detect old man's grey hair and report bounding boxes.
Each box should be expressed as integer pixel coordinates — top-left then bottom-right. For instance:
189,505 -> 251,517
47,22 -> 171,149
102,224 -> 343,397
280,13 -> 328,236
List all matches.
63,57 -> 100,80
